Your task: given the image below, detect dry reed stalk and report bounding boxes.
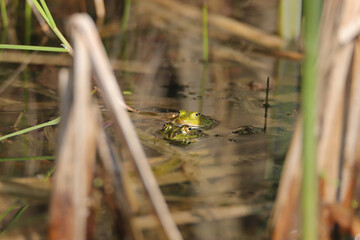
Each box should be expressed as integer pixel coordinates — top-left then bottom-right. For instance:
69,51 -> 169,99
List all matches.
317,0 -> 360,203
0,101 -> 58,112
326,204 -> 360,236
94,0 -> 105,27
340,36 -> 360,200
0,51 -> 153,73
271,119 -> 302,240
338,16 -> 360,45
147,0 -> 285,49
272,0 -> 360,238
48,29 -> 97,239
134,202 -> 273,230
317,0 -> 360,236
256,49 -> 303,61
317,43 -> 352,202
337,1 -> 360,46
317,1 -> 343,94
0,179 -> 50,200
66,14 -> 183,240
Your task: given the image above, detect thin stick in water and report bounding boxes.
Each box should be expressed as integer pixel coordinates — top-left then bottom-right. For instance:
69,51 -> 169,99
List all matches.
263,76 -> 270,132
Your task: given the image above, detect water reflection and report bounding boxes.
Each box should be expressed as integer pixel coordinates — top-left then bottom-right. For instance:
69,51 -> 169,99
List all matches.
126,54 -> 296,238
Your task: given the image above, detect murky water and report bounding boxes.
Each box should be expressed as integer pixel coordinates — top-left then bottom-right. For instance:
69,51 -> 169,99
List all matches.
0,0 -> 298,239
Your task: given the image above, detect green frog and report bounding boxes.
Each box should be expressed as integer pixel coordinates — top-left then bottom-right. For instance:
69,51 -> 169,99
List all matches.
172,110 -> 215,129
160,122 -> 204,145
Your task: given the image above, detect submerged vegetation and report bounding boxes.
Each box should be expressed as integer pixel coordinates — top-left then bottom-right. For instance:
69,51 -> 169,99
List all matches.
0,0 -> 359,239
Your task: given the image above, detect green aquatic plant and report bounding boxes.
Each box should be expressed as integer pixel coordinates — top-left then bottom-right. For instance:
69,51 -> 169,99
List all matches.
0,117 -> 60,142
202,2 -> 209,62
121,0 -> 132,33
302,0 -> 321,239
0,0 -> 8,29
25,0 -> 32,45
0,0 -> 72,54
0,86 -> 98,142
0,44 -> 68,52
0,156 -> 55,162
0,202 -> 29,234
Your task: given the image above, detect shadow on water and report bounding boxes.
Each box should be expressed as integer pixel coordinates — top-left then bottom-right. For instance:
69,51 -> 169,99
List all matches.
0,0 -> 299,239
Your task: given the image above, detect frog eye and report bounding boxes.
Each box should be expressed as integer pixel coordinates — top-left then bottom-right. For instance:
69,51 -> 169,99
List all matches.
191,112 -> 200,119
179,110 -> 186,116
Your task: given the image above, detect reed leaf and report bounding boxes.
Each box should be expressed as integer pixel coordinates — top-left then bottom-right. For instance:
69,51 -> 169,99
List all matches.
0,44 -> 68,52
39,0 -> 55,29
30,0 -> 50,26
0,117 -> 60,142
0,156 -> 55,162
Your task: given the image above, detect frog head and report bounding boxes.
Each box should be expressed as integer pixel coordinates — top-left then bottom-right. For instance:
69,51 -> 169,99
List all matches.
173,110 -> 214,129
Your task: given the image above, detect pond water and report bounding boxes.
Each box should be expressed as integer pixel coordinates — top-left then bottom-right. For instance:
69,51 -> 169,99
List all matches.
0,0 -> 299,239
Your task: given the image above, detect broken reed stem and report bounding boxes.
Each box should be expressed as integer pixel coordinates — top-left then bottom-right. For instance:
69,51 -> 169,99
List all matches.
49,32 -> 97,239
340,36 -> 360,201
67,14 -> 183,240
271,119 -> 302,240
94,0 -> 105,27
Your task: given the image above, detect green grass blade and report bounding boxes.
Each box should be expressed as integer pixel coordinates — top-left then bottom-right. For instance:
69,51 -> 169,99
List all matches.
52,27 -> 73,54
0,156 -> 55,162
0,117 -> 60,142
0,0 -> 8,29
121,0 -> 132,32
0,203 -> 29,234
2,204 -> 29,233
30,0 -> 50,26
39,0 -> 55,29
0,206 -> 14,223
29,0 -> 72,54
25,0 -> 32,45
0,44 -> 68,52
42,165 -> 56,182
302,0 -> 321,239
202,3 -> 209,62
